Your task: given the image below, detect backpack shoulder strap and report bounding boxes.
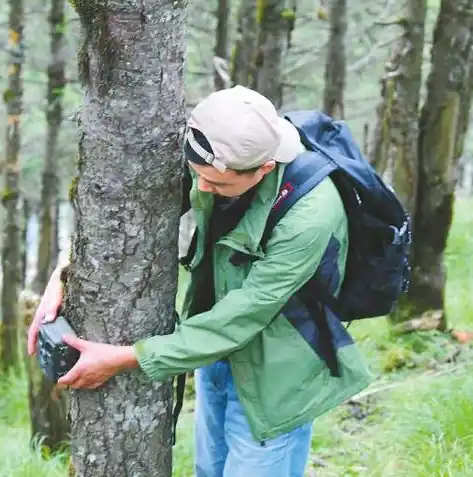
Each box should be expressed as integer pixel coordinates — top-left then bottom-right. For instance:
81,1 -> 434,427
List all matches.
180,161 -> 193,217
260,151 -> 336,250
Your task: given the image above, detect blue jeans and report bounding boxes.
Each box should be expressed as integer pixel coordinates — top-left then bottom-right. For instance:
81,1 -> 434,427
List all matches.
194,360 -> 313,477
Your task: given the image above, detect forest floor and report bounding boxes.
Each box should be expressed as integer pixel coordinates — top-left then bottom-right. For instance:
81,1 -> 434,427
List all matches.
0,198 -> 472,477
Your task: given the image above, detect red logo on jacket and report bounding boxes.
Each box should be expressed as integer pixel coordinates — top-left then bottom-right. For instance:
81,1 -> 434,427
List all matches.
272,182 -> 294,211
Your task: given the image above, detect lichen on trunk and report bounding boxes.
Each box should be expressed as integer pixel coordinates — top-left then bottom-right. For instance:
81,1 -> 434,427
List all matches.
65,1 -> 187,476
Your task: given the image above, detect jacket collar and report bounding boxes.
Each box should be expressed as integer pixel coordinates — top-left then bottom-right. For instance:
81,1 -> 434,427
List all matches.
192,164 -> 286,256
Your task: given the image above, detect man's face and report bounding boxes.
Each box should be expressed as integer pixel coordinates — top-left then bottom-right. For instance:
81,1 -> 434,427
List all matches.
188,160 -> 276,198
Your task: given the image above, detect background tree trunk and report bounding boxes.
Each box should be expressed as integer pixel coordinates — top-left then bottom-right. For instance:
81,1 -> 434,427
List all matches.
370,0 -> 426,217
323,0 -> 347,119
64,1 -> 186,475
231,0 -> 257,87
28,0 -> 69,453
407,0 -> 473,329
252,0 -> 288,108
1,0 -> 24,376
34,0 -> 67,295
214,0 -> 230,91
20,198 -> 30,288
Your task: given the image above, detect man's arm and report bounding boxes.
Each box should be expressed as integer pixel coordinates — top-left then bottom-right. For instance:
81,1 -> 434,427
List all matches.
134,182 -> 345,381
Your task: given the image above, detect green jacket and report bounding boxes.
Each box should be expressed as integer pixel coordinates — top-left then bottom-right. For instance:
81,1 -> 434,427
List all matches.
134,164 -> 373,441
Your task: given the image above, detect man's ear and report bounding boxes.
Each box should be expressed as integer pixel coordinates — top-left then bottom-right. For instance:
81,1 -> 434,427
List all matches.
259,160 -> 276,176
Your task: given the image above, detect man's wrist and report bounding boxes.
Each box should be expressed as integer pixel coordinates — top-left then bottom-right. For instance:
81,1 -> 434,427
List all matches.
116,346 -> 140,372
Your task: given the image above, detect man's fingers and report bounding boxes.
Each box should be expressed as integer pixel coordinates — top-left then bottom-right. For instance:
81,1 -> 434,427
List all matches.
57,364 -> 82,386
27,310 -> 59,357
62,334 -> 86,352
42,312 -> 57,323
27,324 -> 39,356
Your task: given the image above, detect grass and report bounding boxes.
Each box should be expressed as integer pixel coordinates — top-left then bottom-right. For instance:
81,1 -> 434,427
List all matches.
0,197 -> 472,476
0,375 -> 67,477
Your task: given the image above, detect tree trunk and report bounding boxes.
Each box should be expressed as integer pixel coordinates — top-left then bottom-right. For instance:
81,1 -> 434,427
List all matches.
231,0 -> 257,87
322,0 -> 347,119
370,0 -> 426,218
34,0 -> 67,295
1,0 -> 24,376
20,198 -> 30,288
53,195 -> 61,270
252,0 -> 288,108
65,1 -> 186,476
214,0 -> 230,91
406,0 -> 473,328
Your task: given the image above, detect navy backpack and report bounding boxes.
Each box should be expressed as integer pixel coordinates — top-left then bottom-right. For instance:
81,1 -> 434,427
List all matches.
263,110 -> 412,325
230,110 -> 413,379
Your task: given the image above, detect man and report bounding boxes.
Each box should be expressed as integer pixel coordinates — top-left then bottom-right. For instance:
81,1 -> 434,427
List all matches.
28,86 -> 371,477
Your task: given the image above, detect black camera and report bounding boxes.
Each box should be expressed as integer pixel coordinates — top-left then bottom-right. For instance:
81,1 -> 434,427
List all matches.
36,315 -> 81,383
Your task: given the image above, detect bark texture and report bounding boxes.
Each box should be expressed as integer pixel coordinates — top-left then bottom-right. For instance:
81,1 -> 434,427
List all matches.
1,0 -> 24,375
65,1 -> 186,476
407,0 -> 473,327
214,0 -> 230,90
370,0 -> 426,218
322,0 -> 347,119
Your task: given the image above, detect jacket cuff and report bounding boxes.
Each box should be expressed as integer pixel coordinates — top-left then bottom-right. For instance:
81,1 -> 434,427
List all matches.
133,337 -> 170,383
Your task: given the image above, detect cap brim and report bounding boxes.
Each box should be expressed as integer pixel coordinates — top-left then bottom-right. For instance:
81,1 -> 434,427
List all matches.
273,117 -> 303,164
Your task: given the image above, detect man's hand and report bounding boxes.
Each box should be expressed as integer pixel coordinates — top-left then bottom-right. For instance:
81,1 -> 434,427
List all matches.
28,267 -> 64,356
57,335 -> 139,389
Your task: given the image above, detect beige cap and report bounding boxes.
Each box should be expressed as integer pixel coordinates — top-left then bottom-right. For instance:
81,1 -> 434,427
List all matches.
185,85 -> 301,172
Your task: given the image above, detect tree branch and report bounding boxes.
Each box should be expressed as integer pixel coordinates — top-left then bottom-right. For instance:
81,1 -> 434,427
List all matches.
347,34 -> 402,74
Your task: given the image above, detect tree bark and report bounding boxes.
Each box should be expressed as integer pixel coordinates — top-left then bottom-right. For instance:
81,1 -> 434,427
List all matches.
370,0 -> 426,218
214,0 -> 230,91
65,1 -> 186,476
231,0 -> 257,87
34,0 -> 67,295
322,0 -> 347,119
1,0 -> 24,376
252,0 -> 290,108
407,0 -> 473,328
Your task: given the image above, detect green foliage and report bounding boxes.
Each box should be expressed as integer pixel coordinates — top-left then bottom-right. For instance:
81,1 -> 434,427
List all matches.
280,8 -> 296,21
307,368 -> 473,477
1,188 -> 17,202
0,373 -> 68,477
381,345 -> 414,372
256,0 -> 265,25
55,22 -> 67,35
2,88 -> 16,104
